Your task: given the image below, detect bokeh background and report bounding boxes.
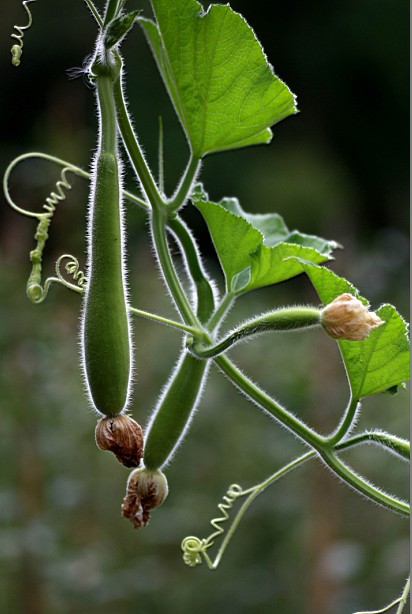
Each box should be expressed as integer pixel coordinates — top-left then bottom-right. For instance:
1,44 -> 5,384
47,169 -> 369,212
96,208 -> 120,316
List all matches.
0,1 -> 409,613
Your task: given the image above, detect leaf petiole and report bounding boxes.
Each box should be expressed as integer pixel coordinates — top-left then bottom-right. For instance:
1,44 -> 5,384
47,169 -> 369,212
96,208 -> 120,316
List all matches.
129,306 -> 201,336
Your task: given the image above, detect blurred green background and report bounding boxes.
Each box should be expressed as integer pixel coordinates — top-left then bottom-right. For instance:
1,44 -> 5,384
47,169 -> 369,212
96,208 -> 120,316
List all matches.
0,1 -> 409,613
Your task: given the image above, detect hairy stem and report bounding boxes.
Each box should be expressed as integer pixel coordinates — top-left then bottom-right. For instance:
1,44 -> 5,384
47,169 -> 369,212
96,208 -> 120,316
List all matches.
113,71 -> 163,209
214,355 -> 409,516
190,307 -> 321,359
326,395 -> 360,445
207,292 -> 235,332
151,207 -> 201,329
215,353 -> 326,448
169,216 -> 215,322
168,155 -> 201,211
129,306 -> 201,335
319,448 -> 409,516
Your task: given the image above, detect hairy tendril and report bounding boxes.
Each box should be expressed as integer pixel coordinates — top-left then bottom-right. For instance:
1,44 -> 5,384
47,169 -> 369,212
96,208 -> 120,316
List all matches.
10,0 -> 36,67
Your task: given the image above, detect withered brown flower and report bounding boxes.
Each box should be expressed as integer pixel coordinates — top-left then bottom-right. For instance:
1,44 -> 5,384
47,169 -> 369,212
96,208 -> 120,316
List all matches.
122,468 -> 169,528
95,415 -> 143,467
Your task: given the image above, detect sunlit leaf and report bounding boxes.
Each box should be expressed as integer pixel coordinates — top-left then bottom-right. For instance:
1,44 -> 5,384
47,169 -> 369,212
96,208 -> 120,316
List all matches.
139,0 -> 297,157
220,197 -> 340,251
194,195 -> 335,293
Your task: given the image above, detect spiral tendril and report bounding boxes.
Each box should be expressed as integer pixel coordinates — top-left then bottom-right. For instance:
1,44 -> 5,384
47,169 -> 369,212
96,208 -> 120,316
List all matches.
10,0 -> 36,67
4,151 -> 147,303
181,484 -> 244,569
3,153 -> 88,303
44,167 -> 73,214
208,484 -> 243,542
181,537 -> 208,568
180,454 -> 316,571
56,255 -> 87,292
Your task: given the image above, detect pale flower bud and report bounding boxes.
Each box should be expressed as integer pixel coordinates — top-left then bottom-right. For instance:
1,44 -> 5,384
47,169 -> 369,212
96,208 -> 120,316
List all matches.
122,467 -> 169,529
95,415 -> 144,468
321,293 -> 383,341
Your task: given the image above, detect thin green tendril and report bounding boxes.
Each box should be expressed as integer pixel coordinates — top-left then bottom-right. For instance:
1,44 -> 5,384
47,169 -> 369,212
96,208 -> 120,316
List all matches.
181,453 -> 312,570
55,254 -> 87,293
353,576 -> 410,614
181,483 -> 245,569
182,433 -> 410,570
3,151 -> 148,303
4,155 -> 82,302
10,0 -> 36,66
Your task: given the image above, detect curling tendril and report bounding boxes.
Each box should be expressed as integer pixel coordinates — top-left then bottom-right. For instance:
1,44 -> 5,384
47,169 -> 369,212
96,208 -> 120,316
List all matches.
10,0 -> 36,67
181,453 -> 316,570
3,153 -> 89,302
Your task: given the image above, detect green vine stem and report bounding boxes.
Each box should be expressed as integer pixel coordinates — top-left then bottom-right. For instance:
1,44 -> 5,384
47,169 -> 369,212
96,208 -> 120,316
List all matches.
353,576 -> 410,614
215,353 -> 327,448
147,182 -> 409,517
113,69 -> 163,210
319,448 -> 409,515
150,207 -> 202,329
182,431 -> 409,571
168,216 -> 216,323
168,155 -> 202,211
189,307 -> 321,358
105,18 -> 409,520
337,431 -> 410,462
103,0 -> 125,26
326,395 -> 360,446
207,292 -> 235,332
84,0 -> 103,27
213,354 -> 409,516
129,306 -> 201,336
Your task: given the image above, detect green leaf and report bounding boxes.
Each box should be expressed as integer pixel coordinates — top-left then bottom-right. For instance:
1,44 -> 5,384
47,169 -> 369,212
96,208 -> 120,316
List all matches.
296,261 -> 410,400
219,197 -> 340,252
139,0 -> 297,157
193,195 -> 336,293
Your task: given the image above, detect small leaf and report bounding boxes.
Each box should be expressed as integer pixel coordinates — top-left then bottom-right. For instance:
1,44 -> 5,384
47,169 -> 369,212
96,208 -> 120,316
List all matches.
296,261 -> 410,400
104,11 -> 140,48
139,0 -> 297,157
194,196 -> 335,293
219,197 -> 340,252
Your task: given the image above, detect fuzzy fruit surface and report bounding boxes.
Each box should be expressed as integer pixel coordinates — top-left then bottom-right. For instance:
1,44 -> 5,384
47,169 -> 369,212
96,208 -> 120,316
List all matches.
83,153 -> 131,415
144,353 -> 207,470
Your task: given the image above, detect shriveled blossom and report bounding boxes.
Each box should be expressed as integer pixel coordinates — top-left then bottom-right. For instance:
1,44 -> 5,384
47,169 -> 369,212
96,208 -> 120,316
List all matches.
321,293 -> 383,341
122,468 -> 169,528
95,415 -> 143,467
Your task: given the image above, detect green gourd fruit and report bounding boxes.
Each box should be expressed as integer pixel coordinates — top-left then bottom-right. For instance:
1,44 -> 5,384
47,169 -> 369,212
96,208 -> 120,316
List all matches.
81,71 -> 132,417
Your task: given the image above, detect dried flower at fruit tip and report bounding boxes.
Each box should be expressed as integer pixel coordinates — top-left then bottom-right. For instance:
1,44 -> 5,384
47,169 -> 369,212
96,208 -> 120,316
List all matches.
122,468 -> 169,528
320,293 -> 384,341
95,415 -> 144,467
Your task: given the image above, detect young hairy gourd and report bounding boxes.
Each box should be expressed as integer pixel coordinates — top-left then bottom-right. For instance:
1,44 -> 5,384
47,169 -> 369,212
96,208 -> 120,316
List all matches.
143,250 -> 214,471
81,58 -> 132,417
143,353 -> 208,470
